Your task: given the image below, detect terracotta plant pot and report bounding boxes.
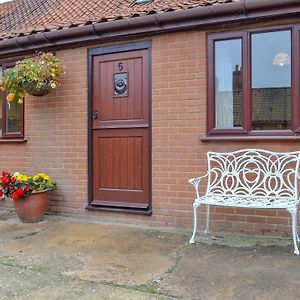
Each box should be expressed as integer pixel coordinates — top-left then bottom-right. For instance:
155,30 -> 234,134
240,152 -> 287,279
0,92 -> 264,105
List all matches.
13,190 -> 48,223
22,81 -> 53,96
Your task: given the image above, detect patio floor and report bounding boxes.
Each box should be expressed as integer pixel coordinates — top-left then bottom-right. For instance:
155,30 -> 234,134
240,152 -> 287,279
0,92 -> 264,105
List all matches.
0,210 -> 299,299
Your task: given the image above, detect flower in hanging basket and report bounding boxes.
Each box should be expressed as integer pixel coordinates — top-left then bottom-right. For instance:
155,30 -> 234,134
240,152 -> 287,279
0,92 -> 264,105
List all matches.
0,170 -> 56,200
0,52 -> 64,103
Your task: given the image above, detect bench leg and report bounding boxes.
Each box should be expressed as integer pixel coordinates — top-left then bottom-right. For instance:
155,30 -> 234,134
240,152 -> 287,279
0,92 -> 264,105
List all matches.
189,202 -> 200,244
205,205 -> 210,235
287,208 -> 300,255
297,222 -> 300,244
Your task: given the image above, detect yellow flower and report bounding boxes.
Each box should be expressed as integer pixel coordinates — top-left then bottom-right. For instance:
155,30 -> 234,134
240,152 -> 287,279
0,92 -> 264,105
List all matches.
14,173 -> 30,182
33,173 -> 51,183
50,82 -> 57,89
32,175 -> 39,181
6,93 -> 15,102
22,175 -> 29,181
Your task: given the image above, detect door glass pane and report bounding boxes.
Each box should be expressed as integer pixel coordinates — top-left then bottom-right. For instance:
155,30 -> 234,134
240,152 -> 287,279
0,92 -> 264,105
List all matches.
6,100 -> 22,133
251,30 -> 291,131
215,39 -> 242,129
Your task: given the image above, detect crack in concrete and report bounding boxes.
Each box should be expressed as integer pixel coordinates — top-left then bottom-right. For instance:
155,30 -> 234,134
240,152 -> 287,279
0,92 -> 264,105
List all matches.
136,243 -> 188,299
0,256 -> 180,298
99,281 -> 180,299
0,224 -> 51,244
15,231 -> 40,239
161,244 -> 187,279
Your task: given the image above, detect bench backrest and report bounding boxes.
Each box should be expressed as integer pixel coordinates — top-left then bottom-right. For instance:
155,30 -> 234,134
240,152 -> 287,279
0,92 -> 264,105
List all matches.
206,149 -> 300,199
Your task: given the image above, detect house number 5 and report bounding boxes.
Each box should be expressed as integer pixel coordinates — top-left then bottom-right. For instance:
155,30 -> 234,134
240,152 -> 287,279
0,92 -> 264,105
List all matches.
118,62 -> 123,71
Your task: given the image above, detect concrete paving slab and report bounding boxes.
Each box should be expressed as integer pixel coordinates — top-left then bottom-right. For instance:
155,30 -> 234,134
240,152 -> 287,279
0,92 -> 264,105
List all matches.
0,211 -> 183,299
160,243 -> 300,300
0,220 -> 185,285
0,209 -> 300,299
0,263 -> 171,300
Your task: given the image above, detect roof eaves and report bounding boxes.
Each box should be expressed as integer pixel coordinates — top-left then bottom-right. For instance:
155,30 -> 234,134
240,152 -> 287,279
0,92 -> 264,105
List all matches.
0,0 -> 300,57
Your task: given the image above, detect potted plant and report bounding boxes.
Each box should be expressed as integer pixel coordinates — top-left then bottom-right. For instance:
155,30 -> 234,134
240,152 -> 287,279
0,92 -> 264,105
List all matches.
0,170 -> 56,223
0,52 -> 64,104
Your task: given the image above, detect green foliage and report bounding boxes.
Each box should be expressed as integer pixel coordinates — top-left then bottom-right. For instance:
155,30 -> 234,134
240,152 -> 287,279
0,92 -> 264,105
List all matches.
0,52 -> 64,103
1,66 -> 26,103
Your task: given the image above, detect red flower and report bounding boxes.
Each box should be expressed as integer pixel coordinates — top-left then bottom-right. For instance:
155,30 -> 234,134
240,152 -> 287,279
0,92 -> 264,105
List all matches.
11,177 -> 16,183
16,188 -> 24,197
0,189 -> 3,197
1,177 -> 9,185
11,191 -> 19,200
1,170 -> 7,177
25,186 -> 30,191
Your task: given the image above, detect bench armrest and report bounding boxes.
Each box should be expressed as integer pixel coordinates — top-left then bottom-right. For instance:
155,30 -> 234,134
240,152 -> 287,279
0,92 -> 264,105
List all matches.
188,173 -> 208,199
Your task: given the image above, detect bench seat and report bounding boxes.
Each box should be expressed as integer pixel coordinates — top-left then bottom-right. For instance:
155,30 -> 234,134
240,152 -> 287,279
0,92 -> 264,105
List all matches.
194,195 -> 299,209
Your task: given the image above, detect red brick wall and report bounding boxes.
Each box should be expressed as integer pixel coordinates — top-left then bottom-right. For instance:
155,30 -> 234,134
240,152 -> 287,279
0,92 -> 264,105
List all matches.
0,29 -> 298,237
151,30 -> 297,236
0,48 -> 88,212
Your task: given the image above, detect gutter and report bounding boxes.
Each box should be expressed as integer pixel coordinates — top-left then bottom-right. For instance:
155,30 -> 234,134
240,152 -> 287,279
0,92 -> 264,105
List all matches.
0,0 -> 300,57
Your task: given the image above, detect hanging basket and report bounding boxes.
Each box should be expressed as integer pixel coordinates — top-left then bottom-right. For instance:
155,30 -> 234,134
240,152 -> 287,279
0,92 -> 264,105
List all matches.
22,81 -> 53,97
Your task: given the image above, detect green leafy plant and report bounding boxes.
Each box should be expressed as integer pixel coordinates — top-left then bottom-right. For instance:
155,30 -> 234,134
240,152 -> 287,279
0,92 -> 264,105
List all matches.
0,52 -> 64,103
0,171 -> 56,200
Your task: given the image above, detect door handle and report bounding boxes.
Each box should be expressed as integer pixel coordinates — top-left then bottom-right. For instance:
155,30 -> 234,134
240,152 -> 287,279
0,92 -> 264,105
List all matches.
93,110 -> 98,119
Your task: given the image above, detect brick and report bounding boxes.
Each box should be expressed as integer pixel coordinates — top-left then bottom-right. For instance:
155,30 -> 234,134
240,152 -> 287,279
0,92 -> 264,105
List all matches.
246,216 -> 267,224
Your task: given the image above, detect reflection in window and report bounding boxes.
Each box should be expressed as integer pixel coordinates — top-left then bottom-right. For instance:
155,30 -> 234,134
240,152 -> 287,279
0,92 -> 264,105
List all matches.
0,66 -> 2,135
251,30 -> 291,130
0,64 -> 23,137
6,100 -> 22,133
215,39 -> 242,129
0,91 -> 2,136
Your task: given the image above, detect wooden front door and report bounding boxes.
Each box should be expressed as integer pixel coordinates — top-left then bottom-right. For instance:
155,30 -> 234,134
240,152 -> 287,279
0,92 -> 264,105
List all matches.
90,46 -> 150,210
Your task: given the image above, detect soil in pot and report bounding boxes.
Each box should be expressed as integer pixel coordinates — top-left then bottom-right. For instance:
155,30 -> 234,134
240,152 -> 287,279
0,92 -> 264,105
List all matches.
22,81 -> 53,96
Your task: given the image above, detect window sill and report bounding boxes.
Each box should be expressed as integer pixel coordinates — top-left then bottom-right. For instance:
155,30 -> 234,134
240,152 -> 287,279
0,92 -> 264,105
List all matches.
201,135 -> 300,142
0,139 -> 27,143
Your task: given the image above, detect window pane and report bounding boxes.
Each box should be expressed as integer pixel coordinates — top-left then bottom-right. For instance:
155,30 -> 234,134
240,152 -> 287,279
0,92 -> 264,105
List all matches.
6,100 -> 22,133
251,30 -> 291,131
0,67 -> 2,135
215,39 -> 242,129
0,92 -> 2,136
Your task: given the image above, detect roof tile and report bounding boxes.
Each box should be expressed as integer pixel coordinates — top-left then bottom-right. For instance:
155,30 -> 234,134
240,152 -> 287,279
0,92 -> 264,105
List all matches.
0,0 -> 234,39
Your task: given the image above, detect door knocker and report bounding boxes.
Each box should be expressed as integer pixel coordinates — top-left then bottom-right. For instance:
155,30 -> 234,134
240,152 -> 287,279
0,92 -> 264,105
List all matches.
114,73 -> 128,96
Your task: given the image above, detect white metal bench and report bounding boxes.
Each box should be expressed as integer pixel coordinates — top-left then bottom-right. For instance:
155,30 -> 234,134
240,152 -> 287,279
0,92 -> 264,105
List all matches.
189,149 -> 300,255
